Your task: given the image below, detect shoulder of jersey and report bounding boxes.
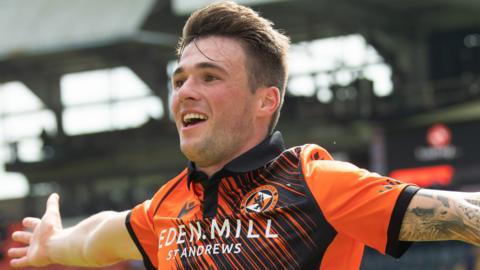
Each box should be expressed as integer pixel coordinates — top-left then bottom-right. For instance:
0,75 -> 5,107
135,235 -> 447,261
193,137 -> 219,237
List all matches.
149,168 -> 189,205
299,144 -> 362,174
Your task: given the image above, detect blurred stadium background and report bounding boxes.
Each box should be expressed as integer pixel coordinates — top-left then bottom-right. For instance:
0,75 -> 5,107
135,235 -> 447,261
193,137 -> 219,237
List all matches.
1,0 -> 480,269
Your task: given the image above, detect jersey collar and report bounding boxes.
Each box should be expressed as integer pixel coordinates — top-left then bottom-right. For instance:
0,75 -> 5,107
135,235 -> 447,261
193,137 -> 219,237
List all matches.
187,131 -> 286,186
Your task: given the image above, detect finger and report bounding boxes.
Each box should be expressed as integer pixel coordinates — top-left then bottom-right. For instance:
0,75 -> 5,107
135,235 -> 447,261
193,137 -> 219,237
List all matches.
10,257 -> 29,268
22,217 -> 41,229
7,247 -> 28,258
45,193 -> 60,215
12,231 -> 32,244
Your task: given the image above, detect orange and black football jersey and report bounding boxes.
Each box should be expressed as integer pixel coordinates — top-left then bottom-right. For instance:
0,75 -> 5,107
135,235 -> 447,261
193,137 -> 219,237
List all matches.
126,132 -> 419,269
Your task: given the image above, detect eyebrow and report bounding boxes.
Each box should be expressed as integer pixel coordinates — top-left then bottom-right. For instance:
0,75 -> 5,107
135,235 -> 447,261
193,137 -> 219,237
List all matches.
172,62 -> 228,77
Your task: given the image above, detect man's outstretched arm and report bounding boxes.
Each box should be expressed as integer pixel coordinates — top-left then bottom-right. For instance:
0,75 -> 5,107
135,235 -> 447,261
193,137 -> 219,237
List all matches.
8,193 -> 141,268
400,189 -> 480,245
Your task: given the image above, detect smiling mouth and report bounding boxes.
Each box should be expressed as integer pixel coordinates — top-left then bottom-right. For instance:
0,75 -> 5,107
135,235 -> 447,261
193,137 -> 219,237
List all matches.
182,113 -> 208,127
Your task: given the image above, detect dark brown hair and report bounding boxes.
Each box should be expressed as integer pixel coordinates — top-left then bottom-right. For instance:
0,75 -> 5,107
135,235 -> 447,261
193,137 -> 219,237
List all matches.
177,1 -> 290,134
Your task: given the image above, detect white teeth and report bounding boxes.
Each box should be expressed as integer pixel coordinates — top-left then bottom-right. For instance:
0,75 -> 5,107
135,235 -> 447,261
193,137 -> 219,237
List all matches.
183,113 -> 208,124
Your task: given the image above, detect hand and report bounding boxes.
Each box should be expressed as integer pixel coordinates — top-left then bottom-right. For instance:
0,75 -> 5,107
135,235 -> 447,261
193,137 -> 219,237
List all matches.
8,193 -> 63,267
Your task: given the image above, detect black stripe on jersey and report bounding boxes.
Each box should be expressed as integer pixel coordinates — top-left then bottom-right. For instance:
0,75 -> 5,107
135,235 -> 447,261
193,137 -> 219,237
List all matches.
221,176 -> 244,202
125,211 -> 156,270
386,185 -> 421,258
202,174 -> 223,218
153,172 -> 187,216
174,258 -> 184,269
284,148 -> 301,166
282,205 -> 318,248
298,148 -> 338,270
290,204 -> 317,232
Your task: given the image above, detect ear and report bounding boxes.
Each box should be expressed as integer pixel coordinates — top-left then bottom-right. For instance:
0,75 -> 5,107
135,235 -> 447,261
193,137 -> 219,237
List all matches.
256,86 -> 280,118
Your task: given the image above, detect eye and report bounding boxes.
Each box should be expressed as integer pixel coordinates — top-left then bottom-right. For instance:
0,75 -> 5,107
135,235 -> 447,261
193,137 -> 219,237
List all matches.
173,79 -> 185,89
204,74 -> 218,82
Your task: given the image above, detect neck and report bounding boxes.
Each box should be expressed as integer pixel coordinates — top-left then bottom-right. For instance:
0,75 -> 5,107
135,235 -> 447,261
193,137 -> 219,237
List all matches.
196,131 -> 269,177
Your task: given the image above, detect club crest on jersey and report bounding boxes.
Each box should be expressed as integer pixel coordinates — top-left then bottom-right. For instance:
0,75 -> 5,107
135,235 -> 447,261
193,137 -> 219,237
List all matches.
240,185 -> 279,214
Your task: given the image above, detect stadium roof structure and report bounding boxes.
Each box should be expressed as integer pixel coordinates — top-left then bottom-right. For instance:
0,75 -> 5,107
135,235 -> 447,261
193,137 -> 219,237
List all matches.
1,0 -> 480,75
0,0 -> 167,60
1,0 -> 479,82
2,0 -> 480,185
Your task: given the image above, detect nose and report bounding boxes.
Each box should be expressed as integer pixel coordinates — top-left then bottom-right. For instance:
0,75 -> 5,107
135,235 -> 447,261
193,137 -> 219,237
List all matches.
175,77 -> 200,104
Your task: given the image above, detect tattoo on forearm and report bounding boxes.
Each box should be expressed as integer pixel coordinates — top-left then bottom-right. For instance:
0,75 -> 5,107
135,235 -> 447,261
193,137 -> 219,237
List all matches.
466,198 -> 480,208
400,191 -> 480,245
437,195 -> 450,207
411,207 -> 434,217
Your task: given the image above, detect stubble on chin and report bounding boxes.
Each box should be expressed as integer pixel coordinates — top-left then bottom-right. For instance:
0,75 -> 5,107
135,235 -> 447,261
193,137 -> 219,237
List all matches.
180,133 -> 233,168
180,137 -> 217,166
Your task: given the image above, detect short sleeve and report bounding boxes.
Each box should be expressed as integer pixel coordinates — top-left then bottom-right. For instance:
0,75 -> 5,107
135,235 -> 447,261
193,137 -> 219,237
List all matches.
300,144 -> 419,258
126,200 -> 157,270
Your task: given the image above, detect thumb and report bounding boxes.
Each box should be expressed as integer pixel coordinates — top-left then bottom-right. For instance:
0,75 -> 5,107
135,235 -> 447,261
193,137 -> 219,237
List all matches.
46,193 -> 60,214
44,193 -> 62,227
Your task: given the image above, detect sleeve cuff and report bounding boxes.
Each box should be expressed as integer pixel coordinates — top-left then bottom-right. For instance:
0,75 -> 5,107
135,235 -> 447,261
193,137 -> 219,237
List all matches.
125,211 -> 156,270
385,185 -> 420,258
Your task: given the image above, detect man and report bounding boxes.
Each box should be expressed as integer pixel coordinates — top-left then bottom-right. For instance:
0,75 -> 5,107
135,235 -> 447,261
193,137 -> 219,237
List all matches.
7,1 -> 480,269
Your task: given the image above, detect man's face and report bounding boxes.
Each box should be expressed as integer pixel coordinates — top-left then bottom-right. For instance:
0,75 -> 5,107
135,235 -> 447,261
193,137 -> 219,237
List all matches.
170,36 -> 258,168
